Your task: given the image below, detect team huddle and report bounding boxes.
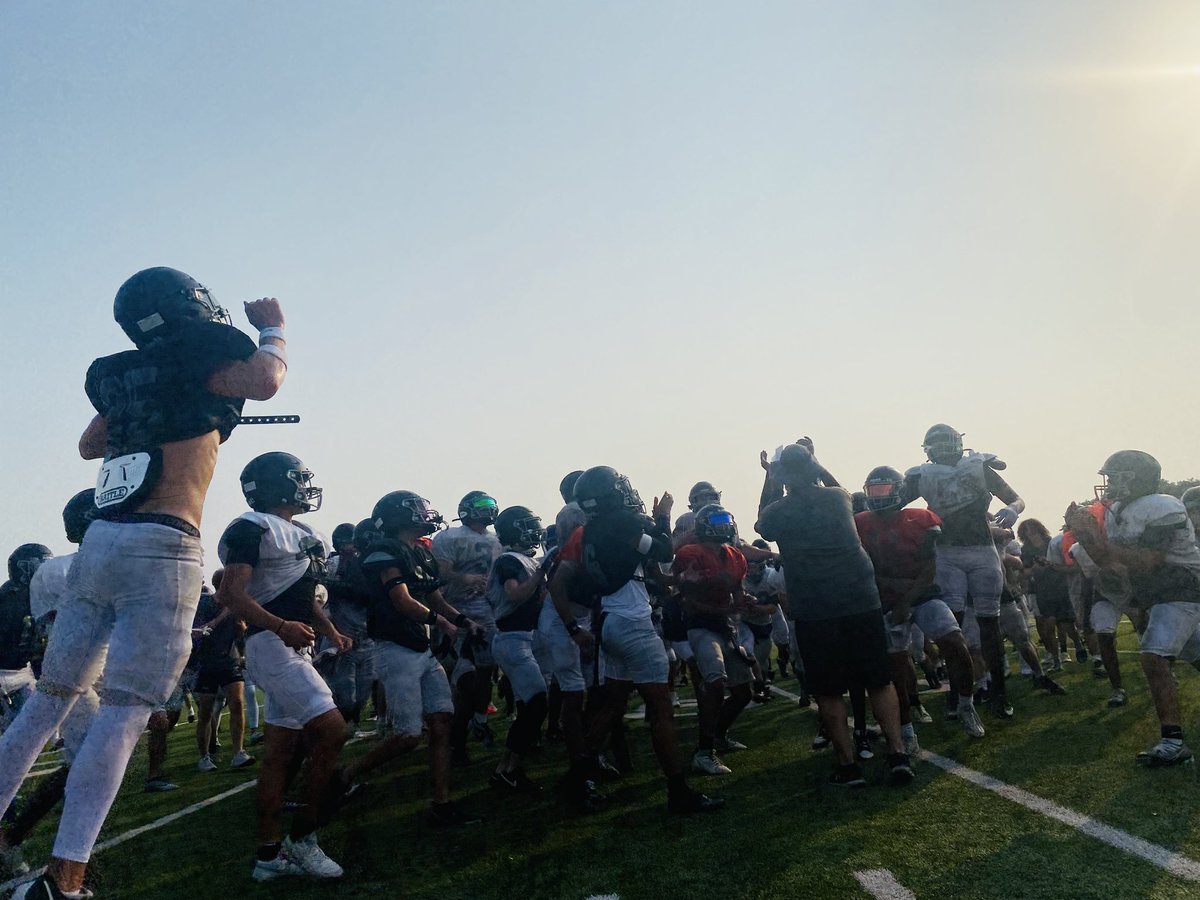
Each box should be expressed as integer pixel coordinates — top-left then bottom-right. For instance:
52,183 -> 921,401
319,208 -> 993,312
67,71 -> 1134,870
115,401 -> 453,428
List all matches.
1,268 -> 1199,898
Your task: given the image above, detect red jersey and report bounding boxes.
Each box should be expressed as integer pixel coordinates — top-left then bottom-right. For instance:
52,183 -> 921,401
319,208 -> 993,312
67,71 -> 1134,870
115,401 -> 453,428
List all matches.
559,525 -> 584,563
673,542 -> 748,631
854,508 -> 942,609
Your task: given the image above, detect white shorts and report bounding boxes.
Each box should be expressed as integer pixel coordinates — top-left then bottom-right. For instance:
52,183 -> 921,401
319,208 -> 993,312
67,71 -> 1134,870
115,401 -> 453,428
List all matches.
671,639 -> 694,663
450,622 -> 498,686
537,604 -> 595,693
244,630 -> 337,730
885,599 -> 960,652
687,626 -> 753,688
770,607 -> 791,645
1091,598 -> 1127,636
376,641 -> 454,738
936,545 -> 1004,618
601,614 -> 669,685
999,599 -> 1031,643
491,630 -> 548,703
39,519 -> 203,707
1025,592 -> 1040,618
962,607 -> 981,650
0,665 -> 37,734
1139,602 -> 1200,659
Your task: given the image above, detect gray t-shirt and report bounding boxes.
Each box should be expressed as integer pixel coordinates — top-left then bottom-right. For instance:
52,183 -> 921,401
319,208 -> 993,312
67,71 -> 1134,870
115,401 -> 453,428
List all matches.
755,486 -> 880,622
431,524 -> 502,616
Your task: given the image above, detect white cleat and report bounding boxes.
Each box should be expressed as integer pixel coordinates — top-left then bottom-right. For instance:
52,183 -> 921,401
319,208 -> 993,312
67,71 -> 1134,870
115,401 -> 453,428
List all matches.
903,731 -> 921,757
252,853 -> 303,882
958,701 -> 986,739
283,833 -> 344,878
691,749 -> 732,776
197,754 -> 218,773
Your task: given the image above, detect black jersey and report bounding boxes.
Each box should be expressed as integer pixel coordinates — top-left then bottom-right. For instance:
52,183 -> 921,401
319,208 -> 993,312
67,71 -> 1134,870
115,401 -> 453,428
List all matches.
362,538 -> 442,652
0,581 -> 35,671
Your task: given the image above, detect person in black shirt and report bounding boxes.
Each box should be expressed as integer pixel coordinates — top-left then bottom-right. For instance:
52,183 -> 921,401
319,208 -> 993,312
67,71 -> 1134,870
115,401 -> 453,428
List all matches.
192,580 -> 255,773
340,491 -> 485,828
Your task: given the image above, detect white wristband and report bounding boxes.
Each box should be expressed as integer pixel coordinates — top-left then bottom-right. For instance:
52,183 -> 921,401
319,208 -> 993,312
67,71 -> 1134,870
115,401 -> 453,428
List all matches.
258,342 -> 288,367
258,326 -> 285,342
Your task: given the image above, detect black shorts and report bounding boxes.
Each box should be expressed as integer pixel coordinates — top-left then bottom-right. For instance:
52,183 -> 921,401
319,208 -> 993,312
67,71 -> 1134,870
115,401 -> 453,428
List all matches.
194,662 -> 244,695
794,609 -> 893,698
1037,590 -> 1075,623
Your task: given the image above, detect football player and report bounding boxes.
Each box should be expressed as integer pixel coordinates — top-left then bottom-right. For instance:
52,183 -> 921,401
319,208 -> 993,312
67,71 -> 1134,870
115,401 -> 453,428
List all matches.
550,466 -> 723,813
0,268 -> 287,900
432,491 -> 503,765
216,452 -> 350,881
340,491 -> 485,827
0,545 -> 52,737
487,506 -> 551,792
320,522 -> 377,730
1068,451 -> 1200,766
191,579 -> 255,773
903,424 -> 1025,719
675,505 -> 754,775
741,541 -> 787,702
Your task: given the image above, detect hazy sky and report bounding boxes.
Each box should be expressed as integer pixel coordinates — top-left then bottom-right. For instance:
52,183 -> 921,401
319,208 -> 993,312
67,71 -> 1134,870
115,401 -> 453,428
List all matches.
3,3 -> 1200,567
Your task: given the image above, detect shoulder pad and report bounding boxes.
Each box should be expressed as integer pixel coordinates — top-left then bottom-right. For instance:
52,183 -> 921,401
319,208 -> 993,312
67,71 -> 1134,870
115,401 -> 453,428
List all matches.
904,465 -> 923,478
1124,494 -> 1188,527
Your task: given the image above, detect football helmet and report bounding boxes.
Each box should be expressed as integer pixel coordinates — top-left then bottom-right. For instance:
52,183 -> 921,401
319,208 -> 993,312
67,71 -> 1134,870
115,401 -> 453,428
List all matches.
1182,486 -> 1200,511
863,466 -> 905,513
240,452 -> 322,513
694,504 -> 737,544
62,488 -> 98,544
573,466 -> 645,516
331,522 -> 356,552
1096,450 -> 1161,503
8,544 -> 52,586
559,471 -> 585,504
373,491 -> 445,537
114,267 -> 232,348
923,424 -> 964,466
353,517 -> 381,550
495,506 -> 545,550
688,481 -> 722,511
457,490 -> 499,525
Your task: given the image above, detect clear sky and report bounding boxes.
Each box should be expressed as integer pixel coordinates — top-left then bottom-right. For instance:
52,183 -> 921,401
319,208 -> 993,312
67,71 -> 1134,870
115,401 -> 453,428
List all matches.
3,2 -> 1200,568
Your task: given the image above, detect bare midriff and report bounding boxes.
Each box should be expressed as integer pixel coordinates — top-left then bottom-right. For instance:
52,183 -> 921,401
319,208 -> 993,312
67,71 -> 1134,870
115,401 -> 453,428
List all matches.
130,431 -> 222,530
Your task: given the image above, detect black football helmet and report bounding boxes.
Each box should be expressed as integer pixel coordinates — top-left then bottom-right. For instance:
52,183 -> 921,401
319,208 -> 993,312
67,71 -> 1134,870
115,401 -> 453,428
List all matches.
573,466 -> 645,516
63,488 -> 99,544
1096,450 -> 1161,503
8,544 -> 52,585
559,471 -> 585,504
240,452 -> 322,513
331,522 -> 356,552
114,267 -> 232,348
353,517 -> 381,550
863,466 -> 905,513
457,490 -> 499,525
688,481 -> 722,511
373,491 -> 445,537
923,424 -> 964,466
694,504 -> 737,543
495,506 -> 545,550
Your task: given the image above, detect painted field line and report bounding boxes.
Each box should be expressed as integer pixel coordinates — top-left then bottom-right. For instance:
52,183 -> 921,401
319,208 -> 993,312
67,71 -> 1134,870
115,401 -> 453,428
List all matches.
922,751 -> 1200,882
854,868 -> 917,900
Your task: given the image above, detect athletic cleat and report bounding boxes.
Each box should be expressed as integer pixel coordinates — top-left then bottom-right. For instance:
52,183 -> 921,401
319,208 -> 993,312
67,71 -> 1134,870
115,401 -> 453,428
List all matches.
828,763 -> 866,788
1034,675 -> 1067,696
958,701 -> 986,738
1136,739 -> 1194,768
197,754 -> 217,772
902,730 -> 921,757
811,728 -> 830,751
912,704 -> 933,725
594,753 -> 623,781
144,778 -> 179,793
797,691 -> 813,708
990,694 -> 1014,719
854,730 -> 874,761
10,874 -> 95,898
692,749 -> 732,775
230,750 -> 256,769
469,720 -> 497,750
428,800 -> 484,827
247,729 -> 265,745
714,735 -> 748,753
1093,659 -> 1108,679
252,853 -> 303,882
887,752 -> 915,785
1107,688 -> 1128,708
283,833 -> 343,878
668,787 -> 725,813
1075,641 -> 1089,663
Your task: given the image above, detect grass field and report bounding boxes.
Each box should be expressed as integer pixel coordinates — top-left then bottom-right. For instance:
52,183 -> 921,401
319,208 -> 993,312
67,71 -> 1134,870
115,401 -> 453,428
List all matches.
8,621 -> 1200,900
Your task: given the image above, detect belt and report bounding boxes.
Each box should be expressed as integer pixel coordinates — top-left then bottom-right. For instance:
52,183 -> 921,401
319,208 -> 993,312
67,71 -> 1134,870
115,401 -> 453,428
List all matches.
108,513 -> 201,538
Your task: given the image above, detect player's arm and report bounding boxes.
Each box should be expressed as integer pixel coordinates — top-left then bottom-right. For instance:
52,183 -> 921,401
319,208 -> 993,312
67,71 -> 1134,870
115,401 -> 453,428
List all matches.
206,298 -> 288,401
504,571 -> 546,607
1066,504 -> 1168,574
311,598 -> 352,651
79,415 -> 107,460
377,566 -> 462,641
216,563 -> 314,650
986,468 -> 1025,525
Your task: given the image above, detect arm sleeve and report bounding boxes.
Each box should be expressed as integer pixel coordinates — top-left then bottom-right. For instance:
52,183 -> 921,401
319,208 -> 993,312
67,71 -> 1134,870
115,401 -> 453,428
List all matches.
985,467 -> 1020,505
495,555 -> 527,584
220,519 -> 266,567
1141,521 -> 1189,551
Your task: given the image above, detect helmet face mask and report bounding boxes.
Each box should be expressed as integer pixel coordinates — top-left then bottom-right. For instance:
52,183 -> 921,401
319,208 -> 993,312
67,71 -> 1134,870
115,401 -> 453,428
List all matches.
694,504 -> 737,544
374,492 -> 445,538
496,506 -> 545,551
8,544 -> 52,585
573,466 -> 645,516
458,492 -> 499,526
863,466 -> 905,513
1096,450 -> 1161,503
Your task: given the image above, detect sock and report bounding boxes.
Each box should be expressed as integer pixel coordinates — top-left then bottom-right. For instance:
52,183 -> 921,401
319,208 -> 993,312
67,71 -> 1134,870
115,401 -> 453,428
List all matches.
53,703 -> 152,862
901,723 -> 915,741
257,842 -> 282,862
1162,725 -> 1184,741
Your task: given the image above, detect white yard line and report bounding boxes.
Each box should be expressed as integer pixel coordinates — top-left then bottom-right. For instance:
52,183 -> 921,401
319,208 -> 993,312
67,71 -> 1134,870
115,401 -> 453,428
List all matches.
854,868 -> 917,900
771,681 -> 1200,884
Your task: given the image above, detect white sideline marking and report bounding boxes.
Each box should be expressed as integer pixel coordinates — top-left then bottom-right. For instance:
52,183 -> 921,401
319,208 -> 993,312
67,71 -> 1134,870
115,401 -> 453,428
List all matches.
771,682 -> 1200,884
583,895 -> 621,900
923,752 -> 1200,882
854,868 -> 916,900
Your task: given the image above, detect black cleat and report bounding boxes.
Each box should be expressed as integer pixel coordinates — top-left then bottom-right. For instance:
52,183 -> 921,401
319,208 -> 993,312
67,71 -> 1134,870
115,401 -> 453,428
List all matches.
1034,674 -> 1067,696
887,753 -> 915,785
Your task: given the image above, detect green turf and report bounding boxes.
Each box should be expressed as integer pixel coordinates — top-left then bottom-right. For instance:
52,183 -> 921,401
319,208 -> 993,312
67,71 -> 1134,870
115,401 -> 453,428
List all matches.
9,621 -> 1200,899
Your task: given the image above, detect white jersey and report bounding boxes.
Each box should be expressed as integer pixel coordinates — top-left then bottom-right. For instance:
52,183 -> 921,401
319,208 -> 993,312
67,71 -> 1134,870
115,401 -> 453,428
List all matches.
218,511 -> 330,606
910,452 -> 997,518
29,553 -> 75,622
742,566 -> 786,626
